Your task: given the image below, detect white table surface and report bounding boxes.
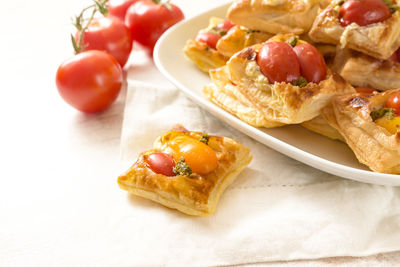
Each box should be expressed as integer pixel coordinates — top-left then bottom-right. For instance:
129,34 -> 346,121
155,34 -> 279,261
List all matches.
1,0 -> 399,266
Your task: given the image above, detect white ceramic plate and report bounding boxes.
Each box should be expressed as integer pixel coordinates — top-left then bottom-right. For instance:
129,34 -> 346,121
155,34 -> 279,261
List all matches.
154,3 -> 400,186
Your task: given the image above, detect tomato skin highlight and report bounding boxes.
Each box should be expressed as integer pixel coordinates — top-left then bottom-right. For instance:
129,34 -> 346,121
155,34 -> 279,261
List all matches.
168,136 -> 218,175
125,0 -> 184,54
107,0 -> 139,22
386,92 -> 400,115
75,17 -> 132,67
56,51 -> 123,113
195,32 -> 221,49
256,42 -> 300,84
216,20 -> 235,31
145,152 -> 176,177
339,0 -> 391,27
293,43 -> 327,83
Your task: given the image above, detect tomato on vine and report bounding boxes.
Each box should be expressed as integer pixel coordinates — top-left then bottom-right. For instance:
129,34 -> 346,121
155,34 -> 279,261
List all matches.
125,0 -> 184,54
56,0 -> 123,113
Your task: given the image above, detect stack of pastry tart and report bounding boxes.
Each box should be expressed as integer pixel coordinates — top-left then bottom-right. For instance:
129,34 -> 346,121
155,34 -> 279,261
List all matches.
184,0 -> 400,174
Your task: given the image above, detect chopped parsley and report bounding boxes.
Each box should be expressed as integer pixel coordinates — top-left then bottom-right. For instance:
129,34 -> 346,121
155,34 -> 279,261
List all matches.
173,157 -> 192,177
246,29 -> 260,34
292,76 -> 308,88
370,108 -> 395,121
286,36 -> 298,47
383,0 -> 399,13
210,26 -> 227,37
199,133 -> 210,145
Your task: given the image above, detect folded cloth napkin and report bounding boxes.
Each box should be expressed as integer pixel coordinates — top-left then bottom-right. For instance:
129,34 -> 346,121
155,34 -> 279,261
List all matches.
118,80 -> 400,267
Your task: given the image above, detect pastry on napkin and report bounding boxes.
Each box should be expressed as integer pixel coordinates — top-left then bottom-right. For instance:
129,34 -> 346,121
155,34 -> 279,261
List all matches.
118,80 -> 400,266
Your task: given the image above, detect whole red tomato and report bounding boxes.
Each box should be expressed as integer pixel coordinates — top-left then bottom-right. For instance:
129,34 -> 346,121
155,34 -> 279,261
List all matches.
293,43 -> 327,83
256,42 -> 300,83
107,0 -> 139,21
195,32 -> 221,50
145,152 -> 176,176
75,17 -> 132,66
339,0 -> 391,27
125,0 -> 184,54
386,92 -> 400,115
56,50 -> 123,113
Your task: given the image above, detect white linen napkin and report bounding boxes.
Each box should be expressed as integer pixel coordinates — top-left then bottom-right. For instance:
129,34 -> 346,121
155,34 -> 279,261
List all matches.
118,80 -> 400,267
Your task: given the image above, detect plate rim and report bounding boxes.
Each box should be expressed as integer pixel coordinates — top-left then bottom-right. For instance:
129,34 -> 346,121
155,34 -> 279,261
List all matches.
153,3 -> 400,186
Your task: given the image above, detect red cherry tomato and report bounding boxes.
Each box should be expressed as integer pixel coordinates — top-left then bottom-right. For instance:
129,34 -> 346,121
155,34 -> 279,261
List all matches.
339,0 -> 391,27
125,0 -> 184,54
75,17 -> 132,67
195,32 -> 221,50
256,42 -> 300,83
56,50 -> 123,113
293,43 -> 327,83
168,136 -> 218,175
355,87 -> 377,94
107,0 -> 139,21
145,152 -> 176,176
216,20 -> 235,31
386,92 -> 400,115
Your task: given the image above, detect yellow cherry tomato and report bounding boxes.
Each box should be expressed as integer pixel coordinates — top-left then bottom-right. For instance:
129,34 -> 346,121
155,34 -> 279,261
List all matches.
375,116 -> 400,134
168,135 -> 218,175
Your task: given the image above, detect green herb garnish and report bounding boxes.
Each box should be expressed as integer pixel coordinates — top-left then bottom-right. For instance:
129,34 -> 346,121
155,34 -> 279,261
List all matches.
286,36 -> 298,47
246,29 -> 260,34
173,157 -> 192,176
383,0 -> 399,13
199,133 -> 210,145
210,26 -> 227,37
370,108 -> 395,121
337,0 -> 345,6
292,76 -> 308,88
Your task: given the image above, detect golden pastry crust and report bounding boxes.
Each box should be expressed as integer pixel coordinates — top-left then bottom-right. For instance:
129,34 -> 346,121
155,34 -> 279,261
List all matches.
183,17 -> 228,73
221,37 -> 355,125
217,26 -> 273,58
309,0 -> 400,59
333,47 -> 400,90
118,129 -> 252,216
184,17 -> 272,72
322,90 -> 400,173
301,115 -> 345,141
227,0 -> 327,35
203,66 -> 284,127
184,39 -> 228,73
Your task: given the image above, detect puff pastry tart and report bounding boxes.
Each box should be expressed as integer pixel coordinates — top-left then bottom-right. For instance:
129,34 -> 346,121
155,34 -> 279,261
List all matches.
301,115 -> 345,141
309,0 -> 400,60
227,0 -> 328,35
204,34 -> 354,126
184,17 -> 272,72
333,47 -> 400,90
117,127 -> 252,216
322,89 -> 400,173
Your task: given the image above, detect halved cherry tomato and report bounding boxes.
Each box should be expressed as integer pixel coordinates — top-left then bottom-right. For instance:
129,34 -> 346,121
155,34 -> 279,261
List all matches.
355,87 -> 377,94
195,32 -> 221,50
75,17 -> 132,67
168,135 -> 218,175
107,0 -> 139,22
293,43 -> 327,83
339,0 -> 391,27
125,0 -> 184,54
56,50 -> 123,113
256,42 -> 300,83
145,152 -> 176,176
386,92 -> 400,115
216,20 -> 235,31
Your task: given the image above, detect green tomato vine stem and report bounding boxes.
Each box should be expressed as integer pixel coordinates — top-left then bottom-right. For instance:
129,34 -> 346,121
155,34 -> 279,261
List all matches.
71,0 -> 108,54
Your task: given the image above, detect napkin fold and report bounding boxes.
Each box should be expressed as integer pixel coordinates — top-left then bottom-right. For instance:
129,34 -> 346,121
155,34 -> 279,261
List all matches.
118,80 -> 400,266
